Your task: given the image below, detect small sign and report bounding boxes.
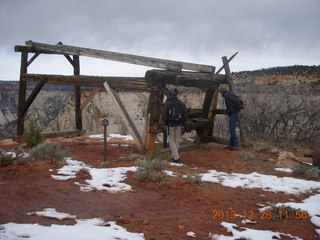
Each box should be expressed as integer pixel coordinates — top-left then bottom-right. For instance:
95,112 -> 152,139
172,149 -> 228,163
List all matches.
102,119 -> 109,126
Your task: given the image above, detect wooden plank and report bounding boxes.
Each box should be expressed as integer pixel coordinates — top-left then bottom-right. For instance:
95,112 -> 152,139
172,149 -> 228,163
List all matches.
73,55 -> 82,131
17,52 -> 28,136
27,53 -> 40,67
201,87 -> 216,118
42,130 -> 86,138
25,41 -> 215,73
222,56 -> 245,143
216,52 -> 238,74
22,73 -> 148,90
103,81 -> 146,154
142,85 -> 165,152
64,55 -> 74,67
80,87 -> 101,110
145,70 -> 227,88
19,77 -> 47,117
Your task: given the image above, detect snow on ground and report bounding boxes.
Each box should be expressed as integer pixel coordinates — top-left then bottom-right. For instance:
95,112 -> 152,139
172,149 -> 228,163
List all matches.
200,170 -> 320,195
27,208 -> 76,220
51,158 -> 136,193
260,194 -> 320,235
89,134 -> 133,141
210,222 -> 303,240
0,209 -> 144,240
51,157 -> 320,195
275,167 -> 294,173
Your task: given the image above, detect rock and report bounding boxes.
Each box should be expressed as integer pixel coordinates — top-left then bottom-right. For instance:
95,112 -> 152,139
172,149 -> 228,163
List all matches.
275,151 -> 300,168
142,220 -> 149,225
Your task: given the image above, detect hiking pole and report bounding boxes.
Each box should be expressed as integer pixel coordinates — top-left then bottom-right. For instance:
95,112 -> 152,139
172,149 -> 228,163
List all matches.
102,119 -> 109,166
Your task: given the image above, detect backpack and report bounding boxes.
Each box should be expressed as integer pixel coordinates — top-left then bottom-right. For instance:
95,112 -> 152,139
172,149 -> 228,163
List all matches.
239,97 -> 246,110
168,101 -> 184,125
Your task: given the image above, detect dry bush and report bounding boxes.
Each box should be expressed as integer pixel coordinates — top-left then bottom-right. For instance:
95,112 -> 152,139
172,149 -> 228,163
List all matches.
238,81 -> 320,142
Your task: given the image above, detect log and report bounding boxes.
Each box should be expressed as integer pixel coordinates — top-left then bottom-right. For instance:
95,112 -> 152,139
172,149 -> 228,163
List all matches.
80,87 -> 101,110
23,41 -> 216,73
21,73 -> 149,90
17,52 -> 28,136
73,55 -> 82,131
103,81 -> 146,154
145,70 -> 227,88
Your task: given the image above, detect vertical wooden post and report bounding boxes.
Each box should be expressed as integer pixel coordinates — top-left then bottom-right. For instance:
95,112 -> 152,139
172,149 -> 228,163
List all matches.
142,85 -> 165,152
73,55 -> 82,131
222,56 -> 245,143
17,52 -> 28,136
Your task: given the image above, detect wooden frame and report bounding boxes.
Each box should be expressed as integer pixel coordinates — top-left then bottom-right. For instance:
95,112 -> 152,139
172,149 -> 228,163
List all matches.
14,41 -> 238,153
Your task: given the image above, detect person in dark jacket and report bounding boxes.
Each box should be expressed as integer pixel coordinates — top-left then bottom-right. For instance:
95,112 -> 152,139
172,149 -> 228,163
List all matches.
162,88 -> 188,163
220,87 -> 241,150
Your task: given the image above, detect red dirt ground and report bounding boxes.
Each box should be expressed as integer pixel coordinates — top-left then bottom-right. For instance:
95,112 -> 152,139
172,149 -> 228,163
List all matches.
0,136 -> 318,240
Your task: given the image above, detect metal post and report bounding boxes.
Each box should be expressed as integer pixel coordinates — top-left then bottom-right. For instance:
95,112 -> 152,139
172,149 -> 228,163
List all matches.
102,119 -> 109,166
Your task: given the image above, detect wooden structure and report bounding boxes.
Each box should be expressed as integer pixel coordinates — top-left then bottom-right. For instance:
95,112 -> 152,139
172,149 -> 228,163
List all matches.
14,41 -> 240,153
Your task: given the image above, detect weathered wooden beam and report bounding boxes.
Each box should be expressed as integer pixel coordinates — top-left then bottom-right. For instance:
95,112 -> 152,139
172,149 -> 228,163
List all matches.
80,87 -> 101,110
184,118 -> 213,131
64,55 -> 74,67
24,41 -> 215,73
27,53 -> 40,67
17,52 -> 28,136
18,77 -> 47,118
42,130 -> 86,138
216,52 -> 238,74
142,85 -> 165,152
103,81 -> 146,154
145,70 -> 227,88
73,55 -> 82,131
21,73 -> 149,90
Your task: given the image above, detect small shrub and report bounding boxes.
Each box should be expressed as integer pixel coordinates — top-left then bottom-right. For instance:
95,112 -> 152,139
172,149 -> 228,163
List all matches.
146,147 -> 169,161
134,148 -> 169,183
135,158 -> 168,182
265,202 -> 296,220
29,143 -> 66,166
292,164 -> 319,179
240,152 -> 256,161
128,153 -> 143,161
23,121 -> 44,148
187,174 -> 203,185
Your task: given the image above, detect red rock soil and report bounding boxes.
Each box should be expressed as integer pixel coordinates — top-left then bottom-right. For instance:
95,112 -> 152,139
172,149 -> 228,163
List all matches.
0,136 -> 318,240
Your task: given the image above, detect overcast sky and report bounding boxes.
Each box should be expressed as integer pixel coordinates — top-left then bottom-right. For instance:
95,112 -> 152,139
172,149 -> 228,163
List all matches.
1,0 -> 319,81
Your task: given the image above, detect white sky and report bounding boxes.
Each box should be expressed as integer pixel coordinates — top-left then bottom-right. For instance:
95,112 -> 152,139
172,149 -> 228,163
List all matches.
1,0 -> 319,81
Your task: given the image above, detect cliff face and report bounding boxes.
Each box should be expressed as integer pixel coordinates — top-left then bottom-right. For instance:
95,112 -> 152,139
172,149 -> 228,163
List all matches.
1,65 -> 319,140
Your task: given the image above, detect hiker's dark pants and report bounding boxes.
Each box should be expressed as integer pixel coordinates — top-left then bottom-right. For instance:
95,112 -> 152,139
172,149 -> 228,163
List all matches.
229,112 -> 239,147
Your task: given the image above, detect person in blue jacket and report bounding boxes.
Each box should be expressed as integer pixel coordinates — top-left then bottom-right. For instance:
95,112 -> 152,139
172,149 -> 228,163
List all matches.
219,88 -> 241,150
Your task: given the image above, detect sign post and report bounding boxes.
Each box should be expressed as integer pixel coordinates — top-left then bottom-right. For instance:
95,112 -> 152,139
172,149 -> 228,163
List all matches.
102,119 -> 109,166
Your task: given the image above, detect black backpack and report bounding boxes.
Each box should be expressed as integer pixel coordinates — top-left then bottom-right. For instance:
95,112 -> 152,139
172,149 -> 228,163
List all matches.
168,101 -> 184,125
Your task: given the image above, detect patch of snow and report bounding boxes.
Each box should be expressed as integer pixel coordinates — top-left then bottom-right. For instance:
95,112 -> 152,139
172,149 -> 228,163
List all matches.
201,170 -> 320,194
210,222 -> 303,240
89,134 -> 133,141
51,158 -> 136,193
260,194 -> 320,235
169,162 -> 185,167
27,208 -> 76,220
186,231 -> 196,237
275,167 -> 294,173
241,219 -> 257,224
0,219 -> 144,240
